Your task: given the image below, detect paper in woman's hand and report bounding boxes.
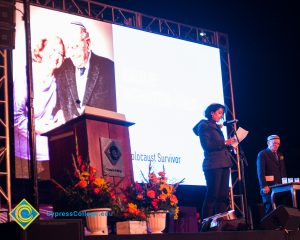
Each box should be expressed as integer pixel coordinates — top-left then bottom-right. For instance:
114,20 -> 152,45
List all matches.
231,127 -> 249,148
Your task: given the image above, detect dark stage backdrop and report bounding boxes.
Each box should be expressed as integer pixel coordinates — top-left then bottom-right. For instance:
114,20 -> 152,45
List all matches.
98,0 -> 300,208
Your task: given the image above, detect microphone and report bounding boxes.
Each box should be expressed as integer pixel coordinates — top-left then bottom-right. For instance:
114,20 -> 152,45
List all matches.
223,119 -> 238,126
75,99 -> 81,105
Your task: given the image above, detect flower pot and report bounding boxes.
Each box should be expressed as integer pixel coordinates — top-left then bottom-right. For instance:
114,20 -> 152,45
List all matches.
82,208 -> 111,236
116,220 -> 147,234
146,211 -> 167,234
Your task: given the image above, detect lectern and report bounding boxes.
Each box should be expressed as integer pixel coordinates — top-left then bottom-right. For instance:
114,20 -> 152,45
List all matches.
44,107 -> 135,191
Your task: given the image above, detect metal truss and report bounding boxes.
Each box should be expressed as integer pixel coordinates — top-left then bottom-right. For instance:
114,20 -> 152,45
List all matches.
220,46 -> 249,225
0,49 -> 12,222
1,0 -> 245,224
26,0 -> 227,50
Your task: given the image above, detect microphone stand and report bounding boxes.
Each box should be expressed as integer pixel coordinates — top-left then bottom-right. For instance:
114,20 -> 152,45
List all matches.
228,123 -> 250,228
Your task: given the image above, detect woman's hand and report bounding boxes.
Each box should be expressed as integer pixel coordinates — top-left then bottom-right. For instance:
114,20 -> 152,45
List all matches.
225,137 -> 236,146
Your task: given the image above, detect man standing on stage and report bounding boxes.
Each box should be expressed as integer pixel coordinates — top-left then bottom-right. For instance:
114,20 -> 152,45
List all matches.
256,134 -> 287,214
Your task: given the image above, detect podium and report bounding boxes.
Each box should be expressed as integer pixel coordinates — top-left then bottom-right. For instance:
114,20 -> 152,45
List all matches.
270,183 -> 300,209
43,107 -> 135,191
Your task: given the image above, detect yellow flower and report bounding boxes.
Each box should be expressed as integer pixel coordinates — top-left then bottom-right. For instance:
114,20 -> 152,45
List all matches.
159,184 -> 172,196
174,206 -> 179,220
93,177 -> 107,188
128,203 -> 138,210
160,177 -> 168,184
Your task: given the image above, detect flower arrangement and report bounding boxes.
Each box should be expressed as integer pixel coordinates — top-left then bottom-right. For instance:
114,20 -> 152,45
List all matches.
52,134 -> 117,212
121,165 -> 183,220
122,203 -> 147,221
113,182 -> 147,221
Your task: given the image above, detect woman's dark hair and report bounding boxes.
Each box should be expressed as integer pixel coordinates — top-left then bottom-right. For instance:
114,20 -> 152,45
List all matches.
204,103 -> 226,119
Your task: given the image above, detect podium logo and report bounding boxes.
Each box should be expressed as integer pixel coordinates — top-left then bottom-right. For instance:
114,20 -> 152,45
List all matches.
9,198 -> 40,230
105,141 -> 122,166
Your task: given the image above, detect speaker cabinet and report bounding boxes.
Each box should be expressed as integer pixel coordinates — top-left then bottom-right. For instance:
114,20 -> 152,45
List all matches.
260,205 -> 300,230
0,0 -> 15,49
0,219 -> 83,240
25,219 -> 84,240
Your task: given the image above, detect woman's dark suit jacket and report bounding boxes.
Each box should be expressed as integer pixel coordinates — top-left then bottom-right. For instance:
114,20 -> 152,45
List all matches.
193,119 -> 232,171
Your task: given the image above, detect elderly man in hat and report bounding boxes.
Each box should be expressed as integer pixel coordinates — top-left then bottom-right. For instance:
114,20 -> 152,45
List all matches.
55,21 -> 116,122
256,135 -> 287,214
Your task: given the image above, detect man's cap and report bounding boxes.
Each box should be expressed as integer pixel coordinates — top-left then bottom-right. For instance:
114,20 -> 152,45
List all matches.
267,135 -> 280,141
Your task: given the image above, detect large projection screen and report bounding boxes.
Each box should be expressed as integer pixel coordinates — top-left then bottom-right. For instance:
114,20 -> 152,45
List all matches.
13,3 -> 227,185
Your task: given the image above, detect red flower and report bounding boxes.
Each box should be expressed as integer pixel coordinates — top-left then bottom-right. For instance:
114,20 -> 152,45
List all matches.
89,166 -> 96,174
149,173 -> 159,183
93,187 -> 100,195
151,199 -> 159,210
75,180 -> 88,188
110,191 -> 116,200
89,174 -> 95,181
120,164 -> 183,221
77,155 -> 83,165
135,181 -> 143,191
147,190 -> 156,199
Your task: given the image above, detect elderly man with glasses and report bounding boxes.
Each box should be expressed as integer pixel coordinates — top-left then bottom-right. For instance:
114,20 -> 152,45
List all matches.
55,22 -> 116,122
256,135 -> 287,214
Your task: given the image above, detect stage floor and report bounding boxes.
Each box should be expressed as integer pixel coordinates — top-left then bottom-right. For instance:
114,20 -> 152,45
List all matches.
85,230 -> 300,240
1,204 -> 299,240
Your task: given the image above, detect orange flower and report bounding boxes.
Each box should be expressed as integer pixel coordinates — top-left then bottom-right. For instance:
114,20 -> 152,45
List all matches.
170,194 -> 178,205
158,193 -> 167,201
80,171 -> 90,181
137,193 -> 143,200
149,173 -> 159,183
160,177 -> 167,184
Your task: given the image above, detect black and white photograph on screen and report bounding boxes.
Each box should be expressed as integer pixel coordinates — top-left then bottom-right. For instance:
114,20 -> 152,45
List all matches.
13,3 -> 115,179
